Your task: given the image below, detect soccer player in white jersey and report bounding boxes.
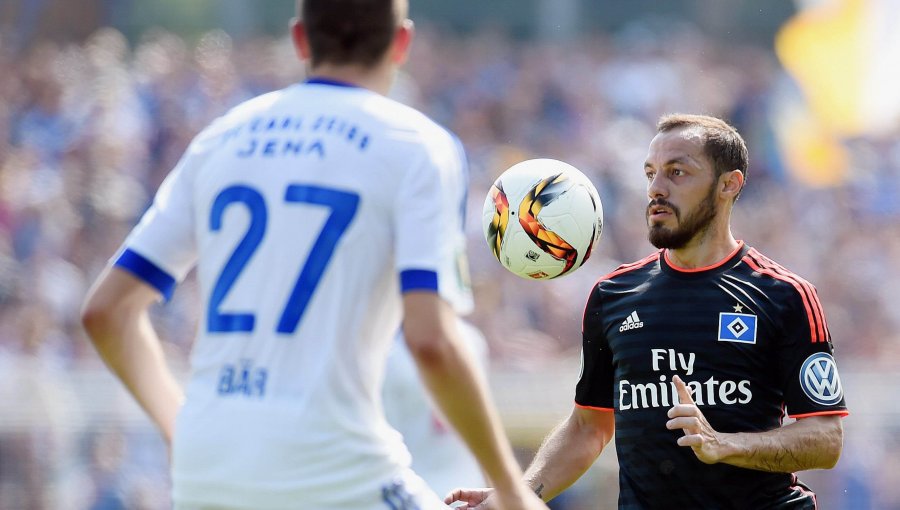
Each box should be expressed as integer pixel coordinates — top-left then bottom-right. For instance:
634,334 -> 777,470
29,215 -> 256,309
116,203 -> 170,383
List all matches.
383,319 -> 489,499
80,1 -> 547,509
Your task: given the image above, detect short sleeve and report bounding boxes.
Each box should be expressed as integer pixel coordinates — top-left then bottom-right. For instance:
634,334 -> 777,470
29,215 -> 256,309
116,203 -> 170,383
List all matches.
575,284 -> 615,410
776,284 -> 848,418
393,129 -> 471,312
114,151 -> 199,300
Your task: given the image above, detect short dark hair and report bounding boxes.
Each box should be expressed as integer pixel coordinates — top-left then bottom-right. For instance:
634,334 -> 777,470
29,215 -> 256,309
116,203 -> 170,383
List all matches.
300,0 -> 404,69
657,114 -> 749,197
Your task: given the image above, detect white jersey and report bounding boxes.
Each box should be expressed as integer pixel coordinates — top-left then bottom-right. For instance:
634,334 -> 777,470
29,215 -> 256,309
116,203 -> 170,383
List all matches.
383,319 -> 488,498
115,79 -> 471,509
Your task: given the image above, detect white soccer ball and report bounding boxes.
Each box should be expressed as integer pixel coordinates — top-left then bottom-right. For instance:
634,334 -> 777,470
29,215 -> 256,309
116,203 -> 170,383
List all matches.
482,158 -> 603,280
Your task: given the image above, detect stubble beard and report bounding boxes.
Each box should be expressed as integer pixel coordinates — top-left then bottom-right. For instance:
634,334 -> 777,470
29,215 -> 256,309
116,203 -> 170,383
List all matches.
647,183 -> 718,250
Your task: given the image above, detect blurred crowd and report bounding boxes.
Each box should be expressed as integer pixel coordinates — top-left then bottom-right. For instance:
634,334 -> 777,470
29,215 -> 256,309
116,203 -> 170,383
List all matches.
1,22 -> 899,510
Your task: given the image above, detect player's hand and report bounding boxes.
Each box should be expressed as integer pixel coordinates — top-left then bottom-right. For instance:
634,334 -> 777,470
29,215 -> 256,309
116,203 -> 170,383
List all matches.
445,486 -> 548,510
666,375 -> 725,464
445,488 -> 494,509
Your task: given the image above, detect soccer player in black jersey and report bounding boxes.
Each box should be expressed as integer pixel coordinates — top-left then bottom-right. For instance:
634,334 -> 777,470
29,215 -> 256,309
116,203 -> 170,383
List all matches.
446,114 -> 847,510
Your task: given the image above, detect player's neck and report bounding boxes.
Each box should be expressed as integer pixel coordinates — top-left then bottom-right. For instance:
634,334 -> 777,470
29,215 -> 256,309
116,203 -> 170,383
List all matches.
665,228 -> 740,270
307,62 -> 394,96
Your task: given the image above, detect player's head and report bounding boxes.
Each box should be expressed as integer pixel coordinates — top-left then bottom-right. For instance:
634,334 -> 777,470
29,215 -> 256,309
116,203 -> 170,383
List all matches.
644,114 -> 748,249
292,0 -> 412,72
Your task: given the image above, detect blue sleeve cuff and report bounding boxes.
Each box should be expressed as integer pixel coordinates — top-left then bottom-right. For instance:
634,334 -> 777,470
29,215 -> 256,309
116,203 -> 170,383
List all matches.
400,269 -> 439,293
114,248 -> 177,301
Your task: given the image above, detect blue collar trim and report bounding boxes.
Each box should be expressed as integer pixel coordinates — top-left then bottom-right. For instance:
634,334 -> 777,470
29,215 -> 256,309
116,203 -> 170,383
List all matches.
304,77 -> 360,88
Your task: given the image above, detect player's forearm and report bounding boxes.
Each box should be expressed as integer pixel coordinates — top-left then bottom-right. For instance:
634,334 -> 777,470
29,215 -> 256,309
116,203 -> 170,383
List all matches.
83,308 -> 184,443
411,339 -> 524,492
523,410 -> 610,502
715,415 -> 843,472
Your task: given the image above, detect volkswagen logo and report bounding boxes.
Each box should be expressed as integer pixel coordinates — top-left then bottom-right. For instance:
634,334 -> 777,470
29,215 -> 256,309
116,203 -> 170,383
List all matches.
799,353 -> 843,406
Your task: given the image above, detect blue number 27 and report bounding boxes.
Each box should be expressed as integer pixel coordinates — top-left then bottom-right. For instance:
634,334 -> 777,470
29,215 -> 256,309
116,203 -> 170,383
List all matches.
208,184 -> 359,334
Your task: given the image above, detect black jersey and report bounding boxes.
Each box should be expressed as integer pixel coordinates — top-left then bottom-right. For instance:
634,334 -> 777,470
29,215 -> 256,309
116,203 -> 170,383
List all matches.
576,242 -> 848,510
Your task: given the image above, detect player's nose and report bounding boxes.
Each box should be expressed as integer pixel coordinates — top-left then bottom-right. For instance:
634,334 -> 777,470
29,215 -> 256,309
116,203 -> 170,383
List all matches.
647,173 -> 668,200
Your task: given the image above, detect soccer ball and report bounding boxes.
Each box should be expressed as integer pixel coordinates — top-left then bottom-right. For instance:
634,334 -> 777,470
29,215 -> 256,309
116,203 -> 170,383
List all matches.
482,158 -> 603,280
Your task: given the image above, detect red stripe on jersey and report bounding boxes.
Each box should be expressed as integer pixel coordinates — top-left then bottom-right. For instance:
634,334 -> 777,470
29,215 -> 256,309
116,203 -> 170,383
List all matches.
743,253 -> 820,342
805,281 -> 831,340
596,252 -> 660,283
746,249 -> 829,343
574,402 -> 615,412
582,252 -> 660,333
789,409 -> 849,419
663,241 -> 744,273
750,250 -> 829,343
742,252 -> 822,343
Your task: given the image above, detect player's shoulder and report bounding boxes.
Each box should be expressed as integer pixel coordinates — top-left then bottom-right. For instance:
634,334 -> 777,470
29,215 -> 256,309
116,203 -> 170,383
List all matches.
739,246 -> 818,291
594,251 -> 661,288
358,91 -> 440,129
739,246 -> 825,316
740,246 -> 830,342
363,95 -> 464,179
366,93 -> 459,150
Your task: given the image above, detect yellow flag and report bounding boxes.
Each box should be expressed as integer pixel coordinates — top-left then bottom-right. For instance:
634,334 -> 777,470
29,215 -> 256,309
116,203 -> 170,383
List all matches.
776,0 -> 900,136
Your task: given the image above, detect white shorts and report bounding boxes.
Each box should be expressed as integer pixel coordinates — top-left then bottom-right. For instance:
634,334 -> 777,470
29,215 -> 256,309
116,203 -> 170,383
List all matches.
174,468 -> 450,510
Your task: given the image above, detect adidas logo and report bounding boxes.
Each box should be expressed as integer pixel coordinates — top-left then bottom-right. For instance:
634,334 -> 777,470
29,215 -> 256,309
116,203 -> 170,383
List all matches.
619,311 -> 644,332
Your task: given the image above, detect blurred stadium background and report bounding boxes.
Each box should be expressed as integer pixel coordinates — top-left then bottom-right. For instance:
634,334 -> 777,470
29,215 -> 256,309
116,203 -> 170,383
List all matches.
1,0 -> 899,508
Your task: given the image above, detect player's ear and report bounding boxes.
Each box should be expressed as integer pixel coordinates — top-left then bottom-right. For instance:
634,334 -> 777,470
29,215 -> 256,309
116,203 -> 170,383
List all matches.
390,19 -> 414,65
290,18 -> 312,62
720,169 -> 744,199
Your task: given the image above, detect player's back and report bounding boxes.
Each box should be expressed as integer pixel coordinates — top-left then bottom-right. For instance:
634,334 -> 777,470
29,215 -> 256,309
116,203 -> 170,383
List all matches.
167,80 -> 467,508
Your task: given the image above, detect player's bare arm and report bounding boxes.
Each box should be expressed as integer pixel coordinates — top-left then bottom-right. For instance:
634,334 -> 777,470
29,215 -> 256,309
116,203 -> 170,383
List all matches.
403,292 -> 547,510
523,406 -> 615,502
444,406 -> 613,510
81,266 -> 185,445
666,375 -> 843,472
